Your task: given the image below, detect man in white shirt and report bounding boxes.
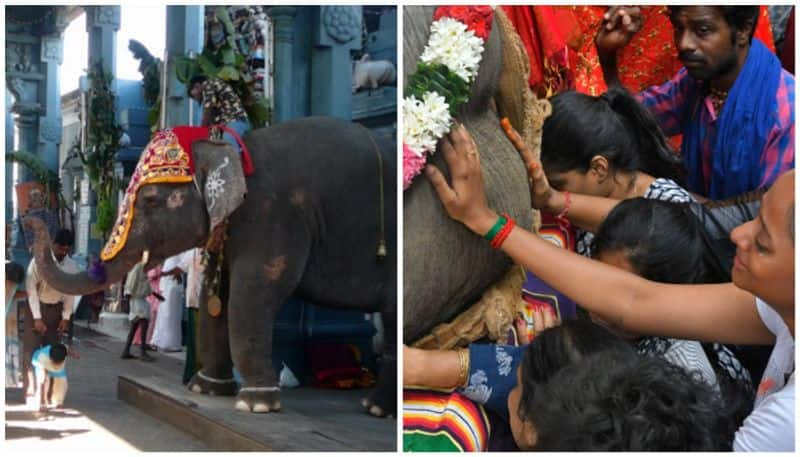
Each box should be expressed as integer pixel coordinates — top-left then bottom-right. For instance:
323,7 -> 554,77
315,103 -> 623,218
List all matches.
22,229 -> 79,397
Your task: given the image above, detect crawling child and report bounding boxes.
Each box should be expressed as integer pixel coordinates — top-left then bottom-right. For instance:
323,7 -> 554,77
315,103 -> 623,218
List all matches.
31,343 -> 69,411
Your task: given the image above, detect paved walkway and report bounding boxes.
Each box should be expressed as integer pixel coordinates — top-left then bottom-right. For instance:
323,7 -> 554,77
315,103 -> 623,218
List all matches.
4,325 -> 208,451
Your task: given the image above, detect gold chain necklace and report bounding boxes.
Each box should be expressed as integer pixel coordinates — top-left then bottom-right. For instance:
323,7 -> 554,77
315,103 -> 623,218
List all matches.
709,87 -> 729,114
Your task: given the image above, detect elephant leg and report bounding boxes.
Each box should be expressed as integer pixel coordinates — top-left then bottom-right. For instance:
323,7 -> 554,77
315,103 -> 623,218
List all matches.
188,257 -> 237,396
362,307 -> 397,417
228,244 -> 308,413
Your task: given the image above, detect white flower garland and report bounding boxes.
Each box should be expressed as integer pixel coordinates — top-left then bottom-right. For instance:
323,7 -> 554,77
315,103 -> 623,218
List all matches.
403,92 -> 452,157
419,17 -> 485,83
403,10 -> 491,190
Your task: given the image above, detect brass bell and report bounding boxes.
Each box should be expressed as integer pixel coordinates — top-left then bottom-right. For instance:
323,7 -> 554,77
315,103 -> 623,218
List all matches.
207,295 -> 222,317
376,240 -> 387,259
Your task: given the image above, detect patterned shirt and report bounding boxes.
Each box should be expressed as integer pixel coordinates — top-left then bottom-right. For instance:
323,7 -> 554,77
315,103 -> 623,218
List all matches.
636,67 -> 794,197
459,344 -> 525,422
201,78 -> 248,125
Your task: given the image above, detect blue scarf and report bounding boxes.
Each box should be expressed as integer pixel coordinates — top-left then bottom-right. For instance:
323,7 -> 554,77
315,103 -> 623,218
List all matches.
682,39 -> 782,199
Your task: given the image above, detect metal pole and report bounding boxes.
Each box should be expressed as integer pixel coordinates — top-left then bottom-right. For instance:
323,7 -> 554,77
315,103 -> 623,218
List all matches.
80,91 -> 86,151
187,50 -> 196,126
159,49 -> 169,130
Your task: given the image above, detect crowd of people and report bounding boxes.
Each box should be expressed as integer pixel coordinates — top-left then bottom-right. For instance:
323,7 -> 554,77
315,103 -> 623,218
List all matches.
404,5 -> 794,452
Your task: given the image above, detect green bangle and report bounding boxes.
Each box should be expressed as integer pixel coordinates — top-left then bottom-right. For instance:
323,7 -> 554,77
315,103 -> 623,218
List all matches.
483,215 -> 507,241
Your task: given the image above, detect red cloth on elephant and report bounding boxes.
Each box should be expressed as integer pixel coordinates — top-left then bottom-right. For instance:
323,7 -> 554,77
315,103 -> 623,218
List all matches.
168,125 -> 255,177
503,5 -> 776,97
214,124 -> 254,176
169,126 -> 209,175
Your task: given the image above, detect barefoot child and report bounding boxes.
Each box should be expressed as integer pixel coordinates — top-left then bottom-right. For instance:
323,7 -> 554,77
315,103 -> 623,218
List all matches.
31,343 -> 69,410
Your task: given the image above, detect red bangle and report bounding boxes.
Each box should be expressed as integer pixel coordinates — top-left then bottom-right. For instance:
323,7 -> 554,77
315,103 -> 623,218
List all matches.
490,213 -> 516,249
556,191 -> 571,222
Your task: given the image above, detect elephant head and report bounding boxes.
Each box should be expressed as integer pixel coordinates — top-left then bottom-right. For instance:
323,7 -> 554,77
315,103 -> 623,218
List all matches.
26,134 -> 247,296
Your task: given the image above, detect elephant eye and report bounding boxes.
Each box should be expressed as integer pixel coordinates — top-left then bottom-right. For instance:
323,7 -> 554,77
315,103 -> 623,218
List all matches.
142,194 -> 160,208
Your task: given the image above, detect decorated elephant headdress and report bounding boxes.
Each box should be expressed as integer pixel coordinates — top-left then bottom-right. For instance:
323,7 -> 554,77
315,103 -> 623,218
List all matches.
101,127 -> 248,261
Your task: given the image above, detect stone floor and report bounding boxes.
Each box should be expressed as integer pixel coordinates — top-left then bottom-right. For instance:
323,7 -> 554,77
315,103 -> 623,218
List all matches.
5,323 -> 397,451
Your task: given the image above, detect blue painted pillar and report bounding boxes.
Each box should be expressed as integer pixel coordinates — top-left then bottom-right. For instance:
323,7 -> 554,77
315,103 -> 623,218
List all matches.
38,33 -> 64,174
311,6 -> 362,120
166,5 -> 204,128
6,90 -> 16,224
86,6 -> 120,77
267,7 -> 297,124
83,6 -> 119,259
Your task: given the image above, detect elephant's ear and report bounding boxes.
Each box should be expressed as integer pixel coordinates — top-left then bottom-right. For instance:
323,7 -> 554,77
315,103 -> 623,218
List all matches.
192,140 -> 247,251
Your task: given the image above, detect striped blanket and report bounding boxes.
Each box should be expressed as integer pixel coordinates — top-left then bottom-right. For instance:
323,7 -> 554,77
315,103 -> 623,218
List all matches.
403,389 -> 490,451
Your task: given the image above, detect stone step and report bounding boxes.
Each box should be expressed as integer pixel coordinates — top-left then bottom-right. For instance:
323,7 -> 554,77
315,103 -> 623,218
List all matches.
117,372 -> 396,451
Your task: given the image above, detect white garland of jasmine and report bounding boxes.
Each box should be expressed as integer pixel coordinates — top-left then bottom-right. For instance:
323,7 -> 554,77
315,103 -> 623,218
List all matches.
403,91 -> 452,157
419,16 -> 485,83
403,12 -> 489,190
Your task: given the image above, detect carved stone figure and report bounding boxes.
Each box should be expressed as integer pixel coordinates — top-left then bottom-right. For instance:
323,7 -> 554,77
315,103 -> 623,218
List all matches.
352,54 -> 397,93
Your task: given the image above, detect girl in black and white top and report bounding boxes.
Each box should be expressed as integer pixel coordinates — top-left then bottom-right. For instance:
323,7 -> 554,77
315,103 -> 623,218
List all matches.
499,88 -> 753,420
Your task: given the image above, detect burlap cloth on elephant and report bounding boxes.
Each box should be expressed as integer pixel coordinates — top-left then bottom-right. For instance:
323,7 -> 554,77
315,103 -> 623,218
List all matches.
412,8 -> 552,350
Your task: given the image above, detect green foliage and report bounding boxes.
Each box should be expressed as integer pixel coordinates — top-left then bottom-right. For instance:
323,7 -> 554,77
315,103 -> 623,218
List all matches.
95,197 -> 116,236
5,151 -> 63,208
80,60 -> 123,241
406,63 -> 472,116
128,40 -> 163,132
147,101 -> 162,133
173,7 -> 270,127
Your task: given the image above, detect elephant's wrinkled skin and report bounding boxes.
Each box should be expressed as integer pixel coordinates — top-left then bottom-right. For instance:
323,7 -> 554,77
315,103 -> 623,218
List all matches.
27,116 -> 397,416
403,6 -> 533,342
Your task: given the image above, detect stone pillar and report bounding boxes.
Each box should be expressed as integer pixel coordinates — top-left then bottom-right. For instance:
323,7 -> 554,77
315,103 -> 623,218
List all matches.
86,6 -> 120,75
267,7 -> 297,124
38,33 -> 64,174
166,5 -> 204,127
6,90 -> 15,224
6,62 -> 44,184
82,6 -> 119,261
311,6 -> 362,120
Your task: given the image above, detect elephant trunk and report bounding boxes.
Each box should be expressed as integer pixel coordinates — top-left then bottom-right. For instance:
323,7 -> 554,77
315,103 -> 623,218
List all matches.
24,216 -> 138,295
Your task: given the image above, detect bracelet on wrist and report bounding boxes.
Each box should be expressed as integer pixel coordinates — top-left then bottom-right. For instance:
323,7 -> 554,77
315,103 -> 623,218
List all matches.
483,214 -> 507,241
455,348 -> 470,389
556,191 -> 571,223
489,213 -> 516,249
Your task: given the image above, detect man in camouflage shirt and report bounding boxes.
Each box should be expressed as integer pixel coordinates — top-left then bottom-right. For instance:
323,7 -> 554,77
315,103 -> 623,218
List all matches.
188,75 -> 251,153
189,75 -> 249,126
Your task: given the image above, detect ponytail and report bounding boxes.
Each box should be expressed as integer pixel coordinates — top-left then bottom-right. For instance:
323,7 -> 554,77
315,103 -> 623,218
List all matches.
602,87 -> 687,186
542,89 -> 687,186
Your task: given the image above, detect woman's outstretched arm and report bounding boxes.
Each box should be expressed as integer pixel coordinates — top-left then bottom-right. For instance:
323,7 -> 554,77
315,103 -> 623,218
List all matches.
425,124 -> 773,346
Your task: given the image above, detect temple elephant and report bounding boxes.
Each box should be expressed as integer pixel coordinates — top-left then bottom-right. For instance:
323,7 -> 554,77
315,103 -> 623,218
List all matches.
403,6 -> 540,343
26,116 -> 397,416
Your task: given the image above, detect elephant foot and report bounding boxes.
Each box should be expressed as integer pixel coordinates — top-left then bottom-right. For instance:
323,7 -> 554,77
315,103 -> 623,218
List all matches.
361,397 -> 389,418
235,387 -> 282,413
187,370 -> 238,396
363,361 -> 397,418
361,395 -> 394,418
